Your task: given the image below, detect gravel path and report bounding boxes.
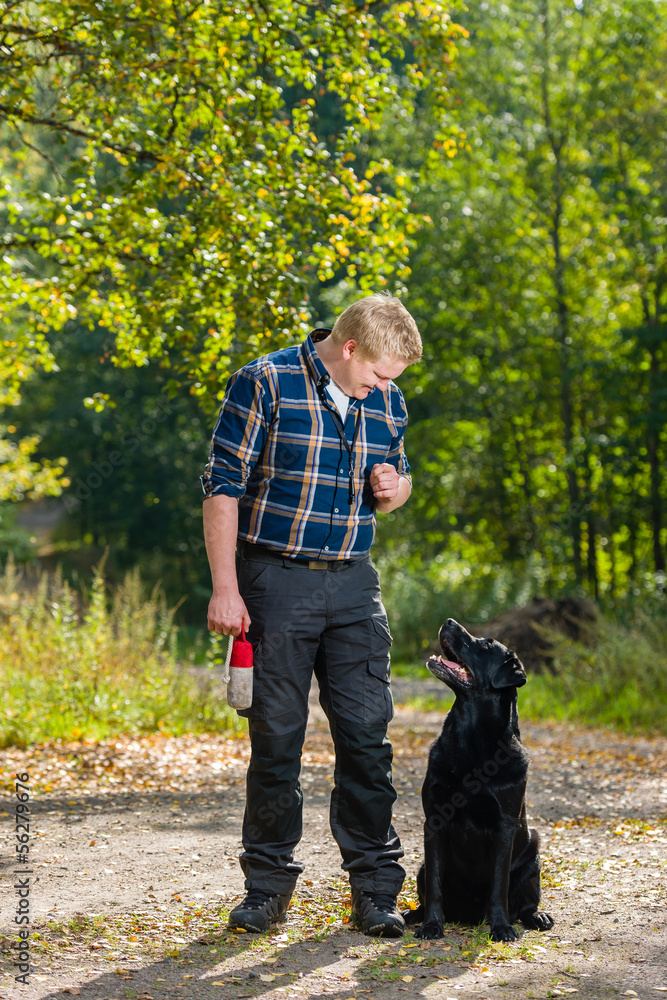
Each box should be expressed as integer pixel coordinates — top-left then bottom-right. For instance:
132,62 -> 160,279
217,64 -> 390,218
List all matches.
1,681 -> 666,1000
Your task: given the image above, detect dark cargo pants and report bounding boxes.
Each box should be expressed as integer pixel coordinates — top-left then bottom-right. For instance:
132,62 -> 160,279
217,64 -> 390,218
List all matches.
235,543 -> 405,896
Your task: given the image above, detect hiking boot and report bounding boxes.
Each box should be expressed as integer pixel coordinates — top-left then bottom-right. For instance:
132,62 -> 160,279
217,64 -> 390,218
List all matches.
228,888 -> 293,932
351,887 -> 405,937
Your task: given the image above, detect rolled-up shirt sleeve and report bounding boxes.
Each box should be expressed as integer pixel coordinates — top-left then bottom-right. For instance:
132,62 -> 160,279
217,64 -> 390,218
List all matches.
386,389 -> 412,484
200,368 -> 271,499
389,435 -> 411,484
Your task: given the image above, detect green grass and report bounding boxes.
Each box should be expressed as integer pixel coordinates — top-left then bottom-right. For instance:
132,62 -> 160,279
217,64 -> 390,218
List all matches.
518,614 -> 667,734
0,556 -> 240,747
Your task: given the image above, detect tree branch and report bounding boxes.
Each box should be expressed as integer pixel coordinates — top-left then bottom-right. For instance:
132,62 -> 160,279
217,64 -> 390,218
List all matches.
0,101 -> 161,161
11,121 -> 64,180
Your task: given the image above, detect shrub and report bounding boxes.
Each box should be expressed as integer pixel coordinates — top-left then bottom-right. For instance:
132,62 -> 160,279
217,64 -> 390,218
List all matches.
0,557 -> 240,747
519,611 -> 667,734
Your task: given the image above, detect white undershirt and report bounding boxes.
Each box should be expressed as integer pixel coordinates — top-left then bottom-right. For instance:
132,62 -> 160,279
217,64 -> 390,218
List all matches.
326,380 -> 352,421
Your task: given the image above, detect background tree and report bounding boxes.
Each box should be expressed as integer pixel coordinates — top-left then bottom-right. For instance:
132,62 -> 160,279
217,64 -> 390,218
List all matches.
0,0 -> 464,610
4,0 -> 667,643
0,0 -> 462,404
385,0 -> 667,611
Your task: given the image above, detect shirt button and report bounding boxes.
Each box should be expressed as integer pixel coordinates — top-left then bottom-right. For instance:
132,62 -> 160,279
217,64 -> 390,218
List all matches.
334,508 -> 339,513
324,546 -> 330,552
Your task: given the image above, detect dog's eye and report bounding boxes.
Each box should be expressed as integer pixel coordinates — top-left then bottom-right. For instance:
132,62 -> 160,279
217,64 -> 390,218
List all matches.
481,639 -> 493,649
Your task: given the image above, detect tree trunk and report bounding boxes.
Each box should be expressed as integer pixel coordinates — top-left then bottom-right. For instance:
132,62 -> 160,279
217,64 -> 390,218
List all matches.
540,0 -> 583,587
583,451 -> 599,601
648,343 -> 665,573
642,292 -> 665,574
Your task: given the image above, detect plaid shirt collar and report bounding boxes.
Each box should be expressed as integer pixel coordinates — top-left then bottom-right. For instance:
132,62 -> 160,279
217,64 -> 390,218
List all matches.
300,328 -> 368,413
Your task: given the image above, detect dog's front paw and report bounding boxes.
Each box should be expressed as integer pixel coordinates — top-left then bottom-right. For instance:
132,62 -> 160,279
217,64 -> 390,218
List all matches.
490,922 -> 519,942
523,910 -> 554,931
415,919 -> 444,940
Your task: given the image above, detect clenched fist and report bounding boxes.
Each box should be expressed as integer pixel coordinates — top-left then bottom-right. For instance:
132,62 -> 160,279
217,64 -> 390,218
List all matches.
370,463 -> 400,502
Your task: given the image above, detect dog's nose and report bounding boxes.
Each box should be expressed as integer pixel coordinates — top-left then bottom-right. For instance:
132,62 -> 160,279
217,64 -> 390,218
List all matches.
445,618 -> 458,627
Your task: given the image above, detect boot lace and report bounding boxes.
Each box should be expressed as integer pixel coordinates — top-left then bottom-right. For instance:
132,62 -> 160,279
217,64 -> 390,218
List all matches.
242,889 -> 275,910
367,892 -> 397,913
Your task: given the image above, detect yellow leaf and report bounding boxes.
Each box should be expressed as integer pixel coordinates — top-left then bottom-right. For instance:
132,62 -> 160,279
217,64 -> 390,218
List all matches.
56,214 -> 67,225
401,975 -> 413,983
260,974 -> 275,982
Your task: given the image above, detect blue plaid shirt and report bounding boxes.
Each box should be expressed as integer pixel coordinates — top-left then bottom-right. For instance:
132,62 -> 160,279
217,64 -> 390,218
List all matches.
201,330 -> 411,559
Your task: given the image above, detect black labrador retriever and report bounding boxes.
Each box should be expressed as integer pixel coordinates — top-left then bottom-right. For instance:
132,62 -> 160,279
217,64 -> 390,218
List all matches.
406,618 -> 554,942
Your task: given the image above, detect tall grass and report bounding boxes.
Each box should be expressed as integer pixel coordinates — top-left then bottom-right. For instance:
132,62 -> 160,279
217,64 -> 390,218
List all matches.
0,557 -> 240,747
518,612 -> 667,735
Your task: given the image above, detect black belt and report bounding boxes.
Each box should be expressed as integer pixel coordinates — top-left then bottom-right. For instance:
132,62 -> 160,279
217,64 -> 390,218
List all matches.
237,540 -> 364,571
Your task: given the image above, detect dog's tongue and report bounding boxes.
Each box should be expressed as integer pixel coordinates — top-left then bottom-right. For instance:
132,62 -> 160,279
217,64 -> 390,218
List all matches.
441,658 -> 462,672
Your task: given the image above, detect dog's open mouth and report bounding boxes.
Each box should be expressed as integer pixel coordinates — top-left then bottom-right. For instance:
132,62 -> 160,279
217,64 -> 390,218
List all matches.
427,641 -> 474,688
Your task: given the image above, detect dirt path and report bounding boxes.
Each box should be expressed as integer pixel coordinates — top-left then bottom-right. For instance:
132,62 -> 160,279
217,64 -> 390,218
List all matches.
1,682 -> 666,1000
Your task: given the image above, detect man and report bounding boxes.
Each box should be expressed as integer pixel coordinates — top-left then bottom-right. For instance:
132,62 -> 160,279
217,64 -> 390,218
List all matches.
201,293 -> 422,937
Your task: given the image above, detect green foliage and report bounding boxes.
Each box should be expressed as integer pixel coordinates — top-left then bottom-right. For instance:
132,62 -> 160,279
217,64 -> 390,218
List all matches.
0,503 -> 34,562
0,557 -> 239,746
0,0 -> 466,553
378,545 -> 541,660
0,0 -> 463,409
393,0 -> 667,598
15,325 -> 211,606
3,0 -> 667,629
519,611 -> 667,735
0,426 -> 68,502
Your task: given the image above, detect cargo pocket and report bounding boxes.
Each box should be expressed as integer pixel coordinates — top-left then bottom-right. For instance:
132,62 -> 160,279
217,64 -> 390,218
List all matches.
364,617 -> 394,725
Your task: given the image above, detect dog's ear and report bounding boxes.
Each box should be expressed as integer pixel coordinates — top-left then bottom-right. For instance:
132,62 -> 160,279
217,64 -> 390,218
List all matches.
492,654 -> 527,689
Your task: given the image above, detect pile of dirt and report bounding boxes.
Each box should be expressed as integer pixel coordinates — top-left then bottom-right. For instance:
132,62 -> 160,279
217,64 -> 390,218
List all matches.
481,596 -> 599,672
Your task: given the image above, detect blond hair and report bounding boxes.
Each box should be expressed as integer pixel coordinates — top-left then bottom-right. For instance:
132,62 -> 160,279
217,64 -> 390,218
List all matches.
331,293 -> 422,364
